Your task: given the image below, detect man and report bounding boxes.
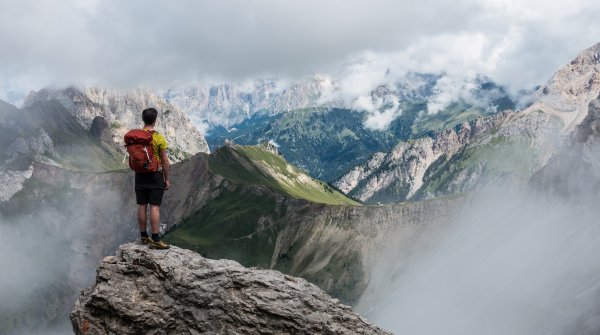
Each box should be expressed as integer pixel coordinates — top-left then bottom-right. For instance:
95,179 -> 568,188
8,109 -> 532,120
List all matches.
133,108 -> 171,249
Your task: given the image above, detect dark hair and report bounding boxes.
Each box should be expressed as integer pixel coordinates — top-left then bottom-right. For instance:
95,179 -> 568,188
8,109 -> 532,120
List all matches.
142,108 -> 158,125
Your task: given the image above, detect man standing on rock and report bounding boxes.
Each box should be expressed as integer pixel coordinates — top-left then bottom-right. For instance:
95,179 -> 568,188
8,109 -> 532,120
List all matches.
124,107 -> 171,249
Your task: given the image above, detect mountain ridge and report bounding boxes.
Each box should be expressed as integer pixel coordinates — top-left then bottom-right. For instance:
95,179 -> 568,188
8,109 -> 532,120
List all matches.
25,86 -> 210,163
162,72 -> 515,130
333,41 -> 600,204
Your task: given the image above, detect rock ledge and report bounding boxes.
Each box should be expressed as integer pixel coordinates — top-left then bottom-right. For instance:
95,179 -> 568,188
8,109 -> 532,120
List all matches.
71,243 -> 390,335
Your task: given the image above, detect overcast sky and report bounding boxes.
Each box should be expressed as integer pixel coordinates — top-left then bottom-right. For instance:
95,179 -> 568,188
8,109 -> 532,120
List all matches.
1,0 -> 600,101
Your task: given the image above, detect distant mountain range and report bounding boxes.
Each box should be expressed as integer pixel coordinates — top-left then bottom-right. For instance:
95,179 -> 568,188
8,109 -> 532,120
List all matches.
161,72 -> 516,129
334,41 -> 600,204
202,76 -> 516,181
12,71 -> 518,184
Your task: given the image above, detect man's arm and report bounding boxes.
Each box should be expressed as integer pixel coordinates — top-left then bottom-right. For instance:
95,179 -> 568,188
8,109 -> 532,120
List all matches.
161,149 -> 171,190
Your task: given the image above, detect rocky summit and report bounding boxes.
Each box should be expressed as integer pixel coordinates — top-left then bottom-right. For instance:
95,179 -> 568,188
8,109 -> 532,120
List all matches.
71,243 -> 390,335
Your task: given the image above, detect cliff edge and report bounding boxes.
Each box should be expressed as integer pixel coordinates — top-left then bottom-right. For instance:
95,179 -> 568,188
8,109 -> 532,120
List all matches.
70,243 -> 390,335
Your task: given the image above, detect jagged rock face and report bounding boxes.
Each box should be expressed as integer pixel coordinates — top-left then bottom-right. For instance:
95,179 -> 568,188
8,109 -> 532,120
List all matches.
25,87 -> 210,162
531,94 -> 600,197
336,107 -> 564,204
163,76 -> 339,128
543,42 -> 600,108
71,243 -> 390,335
335,112 -> 514,203
528,41 -> 600,133
334,152 -> 387,194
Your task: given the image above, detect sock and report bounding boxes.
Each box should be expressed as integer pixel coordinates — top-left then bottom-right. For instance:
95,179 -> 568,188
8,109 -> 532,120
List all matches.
152,233 -> 160,242
141,231 -> 149,238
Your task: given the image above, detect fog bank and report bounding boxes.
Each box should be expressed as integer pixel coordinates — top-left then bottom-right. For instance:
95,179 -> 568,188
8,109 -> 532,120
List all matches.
0,176 -> 135,334
367,187 -> 600,334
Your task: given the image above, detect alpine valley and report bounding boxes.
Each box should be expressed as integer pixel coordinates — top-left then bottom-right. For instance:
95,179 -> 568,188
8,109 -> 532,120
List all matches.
2,42 -> 600,334
188,73 -> 517,181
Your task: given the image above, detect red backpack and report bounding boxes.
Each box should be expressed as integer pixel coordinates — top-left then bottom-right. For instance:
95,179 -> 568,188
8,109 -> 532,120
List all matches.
124,129 -> 160,173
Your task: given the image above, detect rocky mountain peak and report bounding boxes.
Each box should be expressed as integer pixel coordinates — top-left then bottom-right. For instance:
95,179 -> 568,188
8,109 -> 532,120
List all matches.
569,41 -> 600,67
71,243 -> 390,335
335,41 -> 600,205
530,93 -> 600,198
529,41 -> 600,132
544,42 -> 600,99
25,86 -> 210,163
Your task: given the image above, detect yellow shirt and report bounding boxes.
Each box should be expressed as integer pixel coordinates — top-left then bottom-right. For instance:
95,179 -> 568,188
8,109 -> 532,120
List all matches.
143,129 -> 168,163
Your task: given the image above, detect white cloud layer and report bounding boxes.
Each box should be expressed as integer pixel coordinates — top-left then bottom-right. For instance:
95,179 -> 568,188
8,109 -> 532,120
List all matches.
1,0 -> 600,101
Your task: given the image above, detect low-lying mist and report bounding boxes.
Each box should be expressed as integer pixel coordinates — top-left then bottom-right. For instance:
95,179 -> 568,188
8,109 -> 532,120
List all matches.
365,185 -> 600,334
0,175 -> 135,334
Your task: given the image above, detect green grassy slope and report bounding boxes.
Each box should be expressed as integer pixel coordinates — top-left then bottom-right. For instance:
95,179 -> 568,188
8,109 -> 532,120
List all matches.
165,187 -> 280,267
164,143 -> 362,304
208,143 -> 359,206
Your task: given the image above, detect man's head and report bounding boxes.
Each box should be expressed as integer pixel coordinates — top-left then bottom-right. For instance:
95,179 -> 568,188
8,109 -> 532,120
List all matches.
142,108 -> 158,126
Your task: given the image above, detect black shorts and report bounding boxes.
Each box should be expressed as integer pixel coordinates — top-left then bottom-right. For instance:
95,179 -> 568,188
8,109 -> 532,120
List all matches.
135,188 -> 165,206
135,172 -> 165,206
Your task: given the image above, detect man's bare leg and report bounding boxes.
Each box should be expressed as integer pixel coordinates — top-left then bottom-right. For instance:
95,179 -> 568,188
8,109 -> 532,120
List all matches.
137,204 -> 148,232
148,204 -> 169,249
150,205 -> 160,235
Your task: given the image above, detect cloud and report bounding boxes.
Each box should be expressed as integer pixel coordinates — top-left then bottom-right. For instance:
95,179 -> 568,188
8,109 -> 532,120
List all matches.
1,0 -> 600,102
364,107 -> 403,131
427,76 -> 477,114
365,186 -> 600,334
426,75 -> 508,114
193,119 -> 211,136
353,93 -> 404,131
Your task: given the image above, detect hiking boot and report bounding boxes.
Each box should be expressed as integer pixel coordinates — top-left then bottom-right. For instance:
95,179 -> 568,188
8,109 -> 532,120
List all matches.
140,237 -> 152,245
149,239 -> 170,249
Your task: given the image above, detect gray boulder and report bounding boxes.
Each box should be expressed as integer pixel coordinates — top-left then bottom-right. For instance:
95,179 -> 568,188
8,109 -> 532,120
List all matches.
71,243 -> 391,335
